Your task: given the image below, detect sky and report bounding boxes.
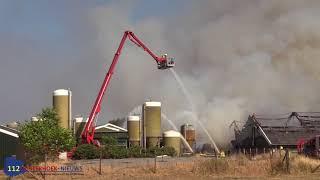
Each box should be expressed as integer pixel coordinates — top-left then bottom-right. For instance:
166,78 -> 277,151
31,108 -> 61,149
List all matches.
2,0 -> 320,146
0,0 -> 183,122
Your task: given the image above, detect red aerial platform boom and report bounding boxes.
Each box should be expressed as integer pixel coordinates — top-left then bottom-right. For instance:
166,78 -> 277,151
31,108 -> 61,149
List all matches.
81,31 -> 174,145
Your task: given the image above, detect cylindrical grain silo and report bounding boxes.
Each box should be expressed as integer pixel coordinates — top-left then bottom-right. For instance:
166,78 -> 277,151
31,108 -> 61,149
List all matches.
127,116 -> 140,147
143,101 -> 161,148
74,117 -> 86,142
163,130 -> 181,156
53,89 -> 72,129
180,124 -> 196,150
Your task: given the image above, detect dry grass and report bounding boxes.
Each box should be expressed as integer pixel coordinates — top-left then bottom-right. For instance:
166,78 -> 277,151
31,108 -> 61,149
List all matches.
14,159 -> 198,180
290,155 -> 320,174
193,153 -> 320,177
193,154 -> 270,177
9,153 -> 320,179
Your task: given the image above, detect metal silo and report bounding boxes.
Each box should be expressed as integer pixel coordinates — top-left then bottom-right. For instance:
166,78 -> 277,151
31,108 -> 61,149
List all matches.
53,89 -> 72,129
143,101 -> 161,148
127,116 -> 140,147
180,124 -> 196,151
163,130 -> 181,156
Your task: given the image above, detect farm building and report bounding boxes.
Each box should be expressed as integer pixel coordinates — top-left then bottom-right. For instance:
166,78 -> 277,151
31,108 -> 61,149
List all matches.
73,117 -> 128,146
94,123 -> 128,147
231,112 -> 320,150
0,125 -> 25,169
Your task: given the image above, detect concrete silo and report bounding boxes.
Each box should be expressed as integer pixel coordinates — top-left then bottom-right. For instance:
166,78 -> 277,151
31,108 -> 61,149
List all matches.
163,130 -> 181,156
127,116 -> 140,147
143,101 -> 161,148
53,89 -> 72,129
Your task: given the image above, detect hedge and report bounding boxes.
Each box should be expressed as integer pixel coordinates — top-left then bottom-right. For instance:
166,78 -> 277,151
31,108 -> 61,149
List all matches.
73,144 -> 99,159
73,136 -> 177,159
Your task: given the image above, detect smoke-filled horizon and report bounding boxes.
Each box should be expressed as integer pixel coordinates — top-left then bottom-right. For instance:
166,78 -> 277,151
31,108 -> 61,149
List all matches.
2,0 -> 320,146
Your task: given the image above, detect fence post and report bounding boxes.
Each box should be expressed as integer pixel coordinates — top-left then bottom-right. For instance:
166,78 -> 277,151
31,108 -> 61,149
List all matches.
285,149 -> 290,173
44,153 -> 47,180
154,156 -> 157,173
99,147 -> 102,175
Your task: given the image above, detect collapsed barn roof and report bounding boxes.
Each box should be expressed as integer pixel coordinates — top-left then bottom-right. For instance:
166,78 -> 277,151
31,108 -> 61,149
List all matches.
253,112 -> 320,128
232,112 -> 320,148
253,112 -> 320,145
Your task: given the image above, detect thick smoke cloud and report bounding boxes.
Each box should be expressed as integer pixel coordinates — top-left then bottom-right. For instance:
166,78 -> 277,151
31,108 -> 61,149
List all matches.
2,0 -> 320,147
92,0 -> 320,146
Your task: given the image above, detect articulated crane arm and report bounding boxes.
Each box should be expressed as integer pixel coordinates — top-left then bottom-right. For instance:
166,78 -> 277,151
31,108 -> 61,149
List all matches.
81,31 -> 175,145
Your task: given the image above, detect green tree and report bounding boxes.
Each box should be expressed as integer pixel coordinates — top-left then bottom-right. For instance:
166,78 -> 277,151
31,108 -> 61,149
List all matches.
19,108 -> 76,163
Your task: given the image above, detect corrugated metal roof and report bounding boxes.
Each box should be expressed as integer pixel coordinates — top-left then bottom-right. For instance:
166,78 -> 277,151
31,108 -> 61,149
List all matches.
262,128 -> 320,145
0,125 -> 24,170
251,112 -> 320,145
252,112 -> 320,128
253,113 -> 300,127
0,125 -> 19,138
